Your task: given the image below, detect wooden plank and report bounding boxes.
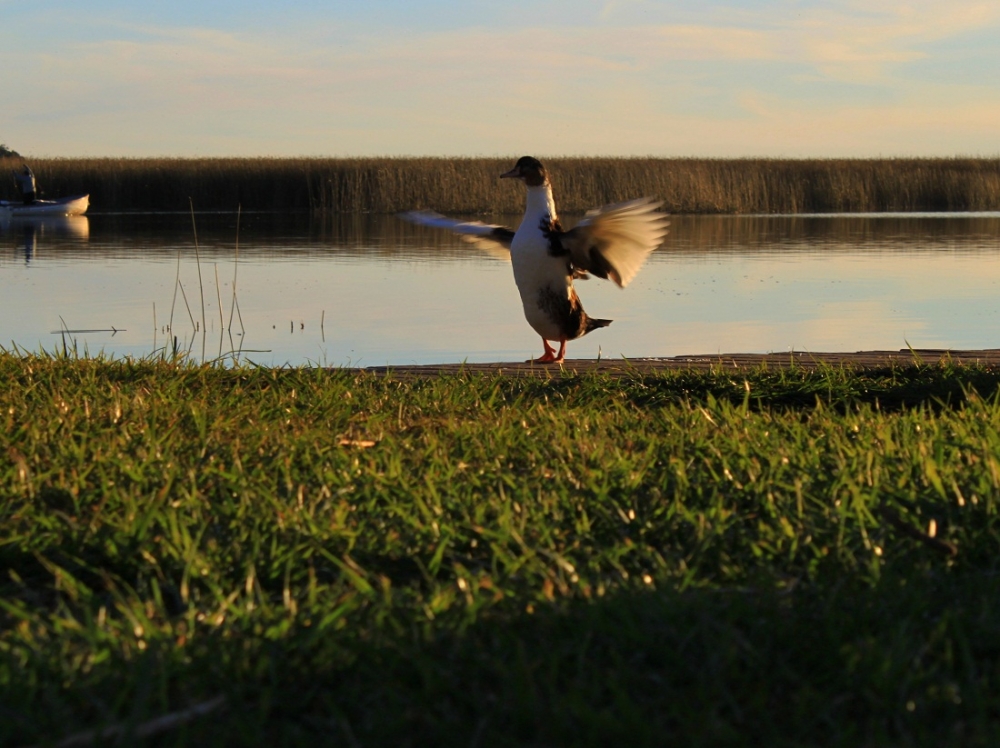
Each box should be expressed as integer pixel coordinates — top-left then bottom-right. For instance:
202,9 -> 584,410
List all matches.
361,349 -> 1000,378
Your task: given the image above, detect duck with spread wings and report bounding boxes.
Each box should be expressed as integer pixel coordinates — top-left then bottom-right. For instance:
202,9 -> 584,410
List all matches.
402,156 -> 670,363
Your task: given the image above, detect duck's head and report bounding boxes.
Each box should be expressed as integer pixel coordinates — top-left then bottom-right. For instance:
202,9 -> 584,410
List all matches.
500,156 -> 548,187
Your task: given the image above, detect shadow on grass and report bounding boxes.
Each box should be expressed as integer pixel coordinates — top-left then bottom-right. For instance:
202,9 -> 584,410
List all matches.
520,364 -> 1000,415
5,569 -> 1000,748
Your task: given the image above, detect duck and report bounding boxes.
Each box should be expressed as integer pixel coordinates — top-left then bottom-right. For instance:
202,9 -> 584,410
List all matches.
402,156 -> 669,363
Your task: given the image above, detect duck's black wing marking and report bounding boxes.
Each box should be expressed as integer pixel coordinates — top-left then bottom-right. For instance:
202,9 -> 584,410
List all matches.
554,198 -> 670,288
400,210 -> 514,260
538,217 -> 590,279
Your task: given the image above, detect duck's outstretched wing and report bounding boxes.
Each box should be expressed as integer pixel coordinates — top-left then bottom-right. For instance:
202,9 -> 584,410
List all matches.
556,197 -> 669,288
400,210 -> 514,261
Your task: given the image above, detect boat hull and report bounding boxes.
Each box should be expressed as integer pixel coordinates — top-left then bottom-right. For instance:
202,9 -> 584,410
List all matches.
0,194 -> 89,216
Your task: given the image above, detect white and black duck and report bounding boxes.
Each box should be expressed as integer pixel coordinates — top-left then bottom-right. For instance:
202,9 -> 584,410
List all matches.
402,156 -> 669,363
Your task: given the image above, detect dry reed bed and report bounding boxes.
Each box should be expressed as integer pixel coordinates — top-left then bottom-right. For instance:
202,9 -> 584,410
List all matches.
3,156 -> 1000,214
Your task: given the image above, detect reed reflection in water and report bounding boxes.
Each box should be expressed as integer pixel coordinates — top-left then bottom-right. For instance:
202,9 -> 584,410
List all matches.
2,212 -> 999,365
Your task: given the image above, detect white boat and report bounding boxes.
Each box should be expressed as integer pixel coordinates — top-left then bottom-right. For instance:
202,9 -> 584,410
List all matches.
0,194 -> 89,217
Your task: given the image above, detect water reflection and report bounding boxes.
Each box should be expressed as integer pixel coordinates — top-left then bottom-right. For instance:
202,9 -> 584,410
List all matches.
1,211 -> 999,365
0,215 -> 90,264
19,224 -> 35,265
667,213 -> 1000,254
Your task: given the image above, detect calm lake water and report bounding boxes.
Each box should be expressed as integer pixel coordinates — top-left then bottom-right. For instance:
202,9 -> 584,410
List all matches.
2,211 -> 1000,366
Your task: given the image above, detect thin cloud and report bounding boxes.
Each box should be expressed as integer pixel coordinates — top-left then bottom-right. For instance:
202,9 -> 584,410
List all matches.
3,2 -> 1000,156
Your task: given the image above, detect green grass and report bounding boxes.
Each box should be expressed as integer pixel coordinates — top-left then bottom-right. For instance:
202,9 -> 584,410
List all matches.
3,353 -> 1000,746
5,156 -> 1000,214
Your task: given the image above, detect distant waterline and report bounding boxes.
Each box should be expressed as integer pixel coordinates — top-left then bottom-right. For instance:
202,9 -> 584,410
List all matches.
4,156 -> 1000,215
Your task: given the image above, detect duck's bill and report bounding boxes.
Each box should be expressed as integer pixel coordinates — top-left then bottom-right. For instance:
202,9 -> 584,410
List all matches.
499,167 -> 520,179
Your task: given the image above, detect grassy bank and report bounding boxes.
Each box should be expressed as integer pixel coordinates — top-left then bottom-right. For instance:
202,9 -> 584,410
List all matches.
2,353 -> 1000,746
4,156 -> 1000,214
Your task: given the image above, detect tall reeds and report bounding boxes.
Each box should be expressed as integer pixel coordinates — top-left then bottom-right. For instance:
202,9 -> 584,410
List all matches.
3,156 -> 1000,214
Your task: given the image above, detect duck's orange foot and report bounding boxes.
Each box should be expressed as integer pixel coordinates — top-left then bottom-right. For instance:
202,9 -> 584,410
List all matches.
528,338 -> 566,364
532,352 -> 560,363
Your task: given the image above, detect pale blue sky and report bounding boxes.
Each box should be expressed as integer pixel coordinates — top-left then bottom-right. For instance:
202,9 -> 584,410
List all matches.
4,1 -> 1000,157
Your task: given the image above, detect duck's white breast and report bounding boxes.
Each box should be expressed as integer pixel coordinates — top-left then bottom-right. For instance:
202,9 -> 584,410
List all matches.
510,234 -> 572,340
506,183 -> 572,340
